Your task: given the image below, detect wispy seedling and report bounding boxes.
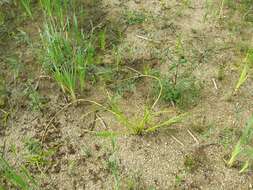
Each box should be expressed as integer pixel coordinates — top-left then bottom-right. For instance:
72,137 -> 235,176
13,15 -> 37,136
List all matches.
153,74 -> 200,109
152,36 -> 201,109
228,116 -> 253,172
24,81 -> 46,111
6,56 -> 22,82
45,73 -> 187,137
104,136 -> 120,190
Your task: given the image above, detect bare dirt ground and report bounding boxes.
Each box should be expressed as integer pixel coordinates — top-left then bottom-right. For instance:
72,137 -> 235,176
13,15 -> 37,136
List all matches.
0,0 -> 253,189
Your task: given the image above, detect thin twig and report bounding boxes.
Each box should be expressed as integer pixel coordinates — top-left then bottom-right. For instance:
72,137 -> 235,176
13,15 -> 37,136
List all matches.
136,35 -> 161,44
96,113 -> 108,129
187,129 -> 199,144
212,78 -> 218,90
89,111 -> 98,131
0,109 -> 7,114
171,135 -> 184,146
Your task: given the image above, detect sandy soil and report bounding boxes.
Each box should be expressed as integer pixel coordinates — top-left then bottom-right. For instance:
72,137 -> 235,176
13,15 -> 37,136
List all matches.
1,0 -> 253,189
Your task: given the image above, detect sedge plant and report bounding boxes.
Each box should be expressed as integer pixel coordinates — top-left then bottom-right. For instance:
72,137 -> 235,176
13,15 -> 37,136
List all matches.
91,74 -> 187,135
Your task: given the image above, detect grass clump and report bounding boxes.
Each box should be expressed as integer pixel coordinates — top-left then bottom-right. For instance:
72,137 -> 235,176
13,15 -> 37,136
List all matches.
40,4 -> 95,100
74,74 -> 187,136
228,116 -> 253,172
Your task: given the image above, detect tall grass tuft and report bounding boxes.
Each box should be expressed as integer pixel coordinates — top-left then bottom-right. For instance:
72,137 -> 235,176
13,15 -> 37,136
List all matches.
39,1 -> 95,100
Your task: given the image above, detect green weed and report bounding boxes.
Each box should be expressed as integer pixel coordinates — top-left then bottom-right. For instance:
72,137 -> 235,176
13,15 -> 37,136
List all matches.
228,116 -> 253,172
99,27 -> 107,51
66,74 -> 186,136
0,78 -> 7,109
24,81 -> 46,111
151,36 -> 201,109
6,56 -> 22,82
153,75 -> 200,109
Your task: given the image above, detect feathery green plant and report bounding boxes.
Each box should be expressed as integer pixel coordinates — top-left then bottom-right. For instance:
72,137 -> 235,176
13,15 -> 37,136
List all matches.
228,116 -> 253,172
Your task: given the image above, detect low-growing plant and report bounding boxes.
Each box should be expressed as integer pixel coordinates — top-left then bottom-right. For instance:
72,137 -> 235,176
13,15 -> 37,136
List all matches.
153,74 -> 201,109
228,116 -> 253,172
24,81 -> 47,111
151,36 -> 201,109
106,136 -> 120,190
98,27 -> 107,51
